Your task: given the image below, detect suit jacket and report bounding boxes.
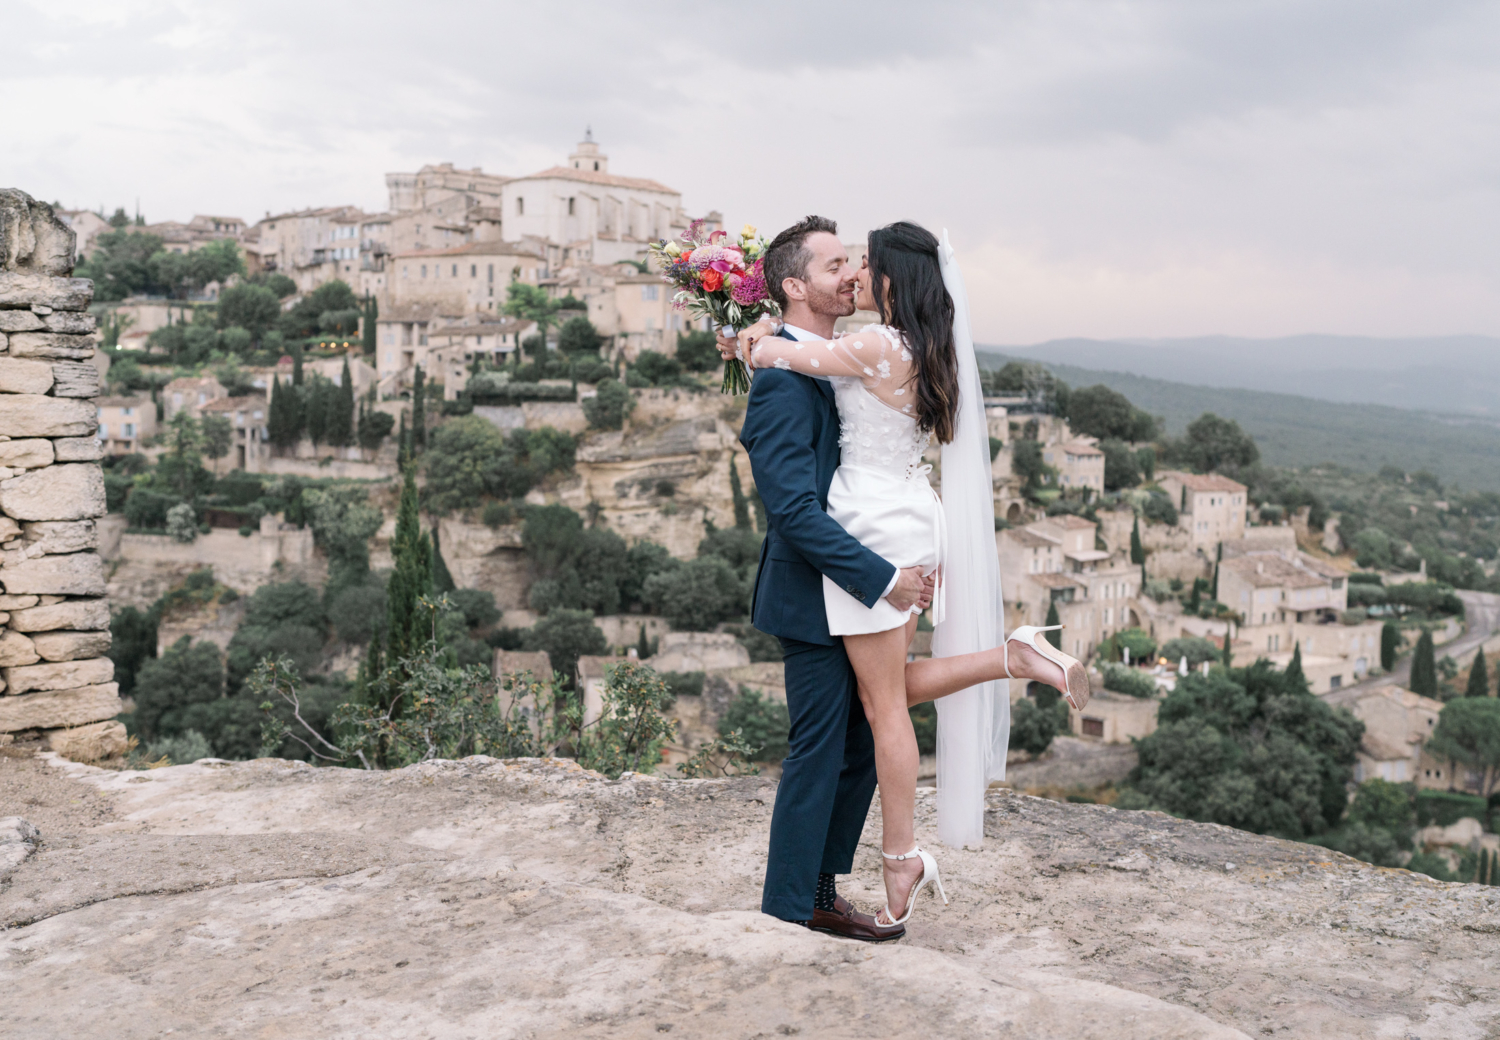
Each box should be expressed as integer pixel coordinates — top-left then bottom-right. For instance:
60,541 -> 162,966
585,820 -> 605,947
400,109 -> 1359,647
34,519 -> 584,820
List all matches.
740,330 -> 896,646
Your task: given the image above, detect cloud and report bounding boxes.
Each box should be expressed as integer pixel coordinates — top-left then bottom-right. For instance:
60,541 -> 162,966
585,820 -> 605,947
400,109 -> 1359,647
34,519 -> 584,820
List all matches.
3,0 -> 1497,342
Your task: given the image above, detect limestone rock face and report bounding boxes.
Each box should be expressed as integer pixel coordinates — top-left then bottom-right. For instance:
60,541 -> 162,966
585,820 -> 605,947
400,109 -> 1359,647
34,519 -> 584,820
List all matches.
0,629 -> 39,666
0,395 -> 97,438
0,682 -> 121,731
39,311 -> 96,334
0,190 -> 75,275
0,439 -> 54,469
20,520 -> 97,554
45,719 -> 128,761
3,656 -> 114,694
0,273 -> 92,311
30,630 -> 111,662
52,437 -> 104,462
0,593 -> 38,610
0,310 -> 44,332
6,597 -> 109,632
49,361 -> 99,398
0,463 -> 106,520
0,552 -> 107,596
7,332 -> 97,360
0,358 -> 54,395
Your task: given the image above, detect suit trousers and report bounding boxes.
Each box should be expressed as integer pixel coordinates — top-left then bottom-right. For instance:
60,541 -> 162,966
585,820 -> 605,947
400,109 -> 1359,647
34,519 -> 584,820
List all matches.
760,635 -> 878,921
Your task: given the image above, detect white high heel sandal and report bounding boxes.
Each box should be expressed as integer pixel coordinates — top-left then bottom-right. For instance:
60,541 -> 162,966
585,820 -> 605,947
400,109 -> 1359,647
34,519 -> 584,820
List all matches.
1003,625 -> 1092,712
877,846 -> 949,927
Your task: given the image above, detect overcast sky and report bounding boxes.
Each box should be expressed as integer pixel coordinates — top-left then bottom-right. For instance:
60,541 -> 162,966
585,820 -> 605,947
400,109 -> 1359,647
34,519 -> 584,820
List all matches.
7,0 -> 1498,344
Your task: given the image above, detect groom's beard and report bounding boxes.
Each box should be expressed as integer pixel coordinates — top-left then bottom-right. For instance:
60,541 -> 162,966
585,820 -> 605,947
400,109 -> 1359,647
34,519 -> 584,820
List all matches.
804,279 -> 858,319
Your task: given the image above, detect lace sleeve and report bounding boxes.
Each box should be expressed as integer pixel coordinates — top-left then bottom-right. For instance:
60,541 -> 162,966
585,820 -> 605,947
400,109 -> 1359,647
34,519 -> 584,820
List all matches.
749,326 -> 916,409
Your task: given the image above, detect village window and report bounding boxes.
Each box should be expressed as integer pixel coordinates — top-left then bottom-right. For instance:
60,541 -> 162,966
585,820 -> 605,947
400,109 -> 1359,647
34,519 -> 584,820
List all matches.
421,264 -> 427,278
452,264 -> 458,277
1330,675 -> 1342,689
123,423 -> 135,437
642,285 -> 659,301
122,407 -> 133,417
517,197 -> 525,215
1081,718 -> 1104,738
487,264 -> 494,283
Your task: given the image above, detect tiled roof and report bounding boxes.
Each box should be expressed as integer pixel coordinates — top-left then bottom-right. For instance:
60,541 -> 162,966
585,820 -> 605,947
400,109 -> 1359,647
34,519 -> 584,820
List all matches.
519,165 -> 678,194
1028,572 -> 1086,589
392,241 -> 545,260
1058,441 -> 1104,456
200,395 -> 265,412
1046,515 -> 1097,530
1159,470 -> 1247,493
1220,554 -> 1329,589
1006,529 -> 1058,549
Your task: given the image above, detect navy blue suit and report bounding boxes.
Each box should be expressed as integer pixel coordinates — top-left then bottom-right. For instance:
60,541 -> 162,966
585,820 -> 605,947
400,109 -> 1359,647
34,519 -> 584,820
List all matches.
740,331 -> 897,921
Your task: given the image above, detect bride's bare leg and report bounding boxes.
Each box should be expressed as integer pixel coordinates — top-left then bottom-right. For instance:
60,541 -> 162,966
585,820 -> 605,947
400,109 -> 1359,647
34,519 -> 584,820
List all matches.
903,638 -> 1068,707
844,617 -> 923,921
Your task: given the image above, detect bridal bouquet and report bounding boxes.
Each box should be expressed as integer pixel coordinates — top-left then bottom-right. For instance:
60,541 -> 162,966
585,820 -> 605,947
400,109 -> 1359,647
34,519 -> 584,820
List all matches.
648,220 -> 777,394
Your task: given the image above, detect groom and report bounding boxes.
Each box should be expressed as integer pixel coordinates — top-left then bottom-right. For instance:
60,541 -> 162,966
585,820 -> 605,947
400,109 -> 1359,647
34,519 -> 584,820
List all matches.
727,216 -> 932,941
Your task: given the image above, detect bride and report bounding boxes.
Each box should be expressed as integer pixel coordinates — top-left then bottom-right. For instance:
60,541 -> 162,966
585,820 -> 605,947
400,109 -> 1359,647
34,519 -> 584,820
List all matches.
736,221 -> 1090,927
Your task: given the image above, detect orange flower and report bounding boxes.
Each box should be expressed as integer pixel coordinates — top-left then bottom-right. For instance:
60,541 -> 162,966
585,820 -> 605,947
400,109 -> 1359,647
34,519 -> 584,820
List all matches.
701,268 -> 724,292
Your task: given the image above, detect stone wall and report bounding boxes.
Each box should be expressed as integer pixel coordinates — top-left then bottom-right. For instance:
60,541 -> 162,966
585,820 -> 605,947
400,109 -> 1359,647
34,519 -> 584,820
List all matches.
0,189 -> 125,757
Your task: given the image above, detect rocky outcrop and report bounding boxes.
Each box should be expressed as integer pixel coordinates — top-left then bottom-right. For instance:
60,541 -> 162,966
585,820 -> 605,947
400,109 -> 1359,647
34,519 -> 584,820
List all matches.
0,189 -> 120,743
3,752 -> 1497,1039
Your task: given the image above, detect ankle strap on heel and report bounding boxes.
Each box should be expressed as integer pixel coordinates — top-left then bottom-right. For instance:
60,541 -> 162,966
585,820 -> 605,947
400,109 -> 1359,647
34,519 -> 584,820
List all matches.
882,846 -> 921,862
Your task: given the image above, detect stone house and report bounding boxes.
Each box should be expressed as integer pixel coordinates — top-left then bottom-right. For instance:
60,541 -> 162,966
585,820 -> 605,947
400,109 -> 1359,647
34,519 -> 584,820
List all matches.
1069,687 -> 1162,744
1044,440 -> 1104,494
1157,471 -> 1248,550
387,240 -> 547,318
1333,685 -> 1451,789
1219,547 -> 1381,691
95,395 -> 155,455
424,318 -> 538,399
246,205 -> 383,293
198,395 -> 268,472
998,513 -> 1142,663
162,375 -> 225,422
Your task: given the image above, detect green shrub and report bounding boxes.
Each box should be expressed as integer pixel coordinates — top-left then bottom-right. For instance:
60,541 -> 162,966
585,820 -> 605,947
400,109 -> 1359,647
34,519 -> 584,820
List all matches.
1008,697 -> 1058,756
583,378 -> 635,430
1414,789 -> 1489,828
909,701 -> 937,755
719,689 -> 790,762
448,588 -> 500,631
124,488 -> 181,529
643,556 -> 746,631
725,623 -> 783,663
1101,664 -> 1157,698
1159,636 -> 1221,667
660,671 -> 705,700
675,330 -> 721,373
521,608 -> 607,686
144,729 -> 212,766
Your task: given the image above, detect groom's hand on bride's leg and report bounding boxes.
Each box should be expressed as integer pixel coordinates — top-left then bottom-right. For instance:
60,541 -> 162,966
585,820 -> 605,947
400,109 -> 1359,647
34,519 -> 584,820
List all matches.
885,566 -> 930,612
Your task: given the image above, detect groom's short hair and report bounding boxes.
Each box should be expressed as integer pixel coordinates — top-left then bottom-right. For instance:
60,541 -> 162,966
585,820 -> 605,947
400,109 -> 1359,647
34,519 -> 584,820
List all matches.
764,215 -> 839,310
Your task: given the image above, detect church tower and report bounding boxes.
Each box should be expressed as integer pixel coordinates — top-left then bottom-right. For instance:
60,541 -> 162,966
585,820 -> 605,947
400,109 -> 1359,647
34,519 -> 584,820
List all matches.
568,128 -> 609,174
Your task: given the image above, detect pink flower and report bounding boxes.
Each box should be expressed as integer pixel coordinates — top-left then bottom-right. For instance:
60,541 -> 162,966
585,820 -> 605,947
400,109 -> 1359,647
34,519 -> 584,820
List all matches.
731,259 -> 768,305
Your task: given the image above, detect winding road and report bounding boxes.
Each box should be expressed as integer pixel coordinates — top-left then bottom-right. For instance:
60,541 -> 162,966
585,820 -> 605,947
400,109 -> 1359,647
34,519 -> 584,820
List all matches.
1325,589 -> 1500,703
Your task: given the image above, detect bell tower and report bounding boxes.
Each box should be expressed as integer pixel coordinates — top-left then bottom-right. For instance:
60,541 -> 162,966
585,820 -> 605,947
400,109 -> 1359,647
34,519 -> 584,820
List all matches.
568,127 -> 608,174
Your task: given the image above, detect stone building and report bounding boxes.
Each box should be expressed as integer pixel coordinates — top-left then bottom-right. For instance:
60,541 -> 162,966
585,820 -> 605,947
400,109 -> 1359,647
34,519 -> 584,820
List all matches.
95,395 -> 155,455
162,374 -> 226,421
387,240 -> 547,317
997,513 -> 1141,663
0,188 -> 127,760
1044,440 -> 1104,494
198,395 -> 269,472
54,209 -> 111,258
1157,471 -> 1248,549
1218,546 -> 1382,692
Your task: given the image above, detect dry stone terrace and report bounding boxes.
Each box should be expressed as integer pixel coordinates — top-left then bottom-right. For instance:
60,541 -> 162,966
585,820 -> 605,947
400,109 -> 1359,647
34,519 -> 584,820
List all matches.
0,189 -> 124,760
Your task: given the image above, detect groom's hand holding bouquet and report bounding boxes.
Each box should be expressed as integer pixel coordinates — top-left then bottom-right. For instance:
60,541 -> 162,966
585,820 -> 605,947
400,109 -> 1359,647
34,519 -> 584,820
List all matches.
648,220 -> 779,394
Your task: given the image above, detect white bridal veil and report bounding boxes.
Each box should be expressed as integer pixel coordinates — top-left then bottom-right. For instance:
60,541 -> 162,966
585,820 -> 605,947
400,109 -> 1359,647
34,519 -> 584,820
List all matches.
932,229 -> 1010,848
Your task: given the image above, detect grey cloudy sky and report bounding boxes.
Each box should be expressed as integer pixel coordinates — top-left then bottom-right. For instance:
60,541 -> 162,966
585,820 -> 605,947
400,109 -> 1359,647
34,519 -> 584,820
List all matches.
6,0 -> 1498,344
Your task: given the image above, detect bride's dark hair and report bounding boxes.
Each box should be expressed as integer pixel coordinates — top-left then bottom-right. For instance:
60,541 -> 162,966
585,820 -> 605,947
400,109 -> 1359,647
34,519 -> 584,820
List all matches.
867,221 -> 959,444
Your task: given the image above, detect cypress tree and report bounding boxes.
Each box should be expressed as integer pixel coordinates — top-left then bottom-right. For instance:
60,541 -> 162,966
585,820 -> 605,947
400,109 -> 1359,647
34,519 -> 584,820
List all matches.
385,463 -> 433,677
268,376 -> 285,450
1409,629 -> 1437,698
1044,601 -> 1061,649
411,365 -> 427,453
1286,642 -> 1305,688
1381,621 -> 1399,672
1222,630 -> 1233,668
729,455 -> 751,530
305,380 -> 328,447
291,342 -> 305,386
1468,649 -> 1491,698
397,411 -> 409,468
1188,577 -> 1202,614
430,524 -> 456,593
330,356 -> 355,447
362,294 -> 378,355
636,623 -> 653,660
1129,515 -> 1144,565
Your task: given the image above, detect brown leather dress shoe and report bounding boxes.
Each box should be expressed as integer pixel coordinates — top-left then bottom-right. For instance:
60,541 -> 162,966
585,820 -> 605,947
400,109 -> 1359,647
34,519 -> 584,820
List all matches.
808,894 -> 906,942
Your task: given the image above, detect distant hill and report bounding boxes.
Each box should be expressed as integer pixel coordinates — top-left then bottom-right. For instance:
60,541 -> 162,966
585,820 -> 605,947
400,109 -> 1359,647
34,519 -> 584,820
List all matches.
978,350 -> 1500,492
995,334 -> 1500,416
